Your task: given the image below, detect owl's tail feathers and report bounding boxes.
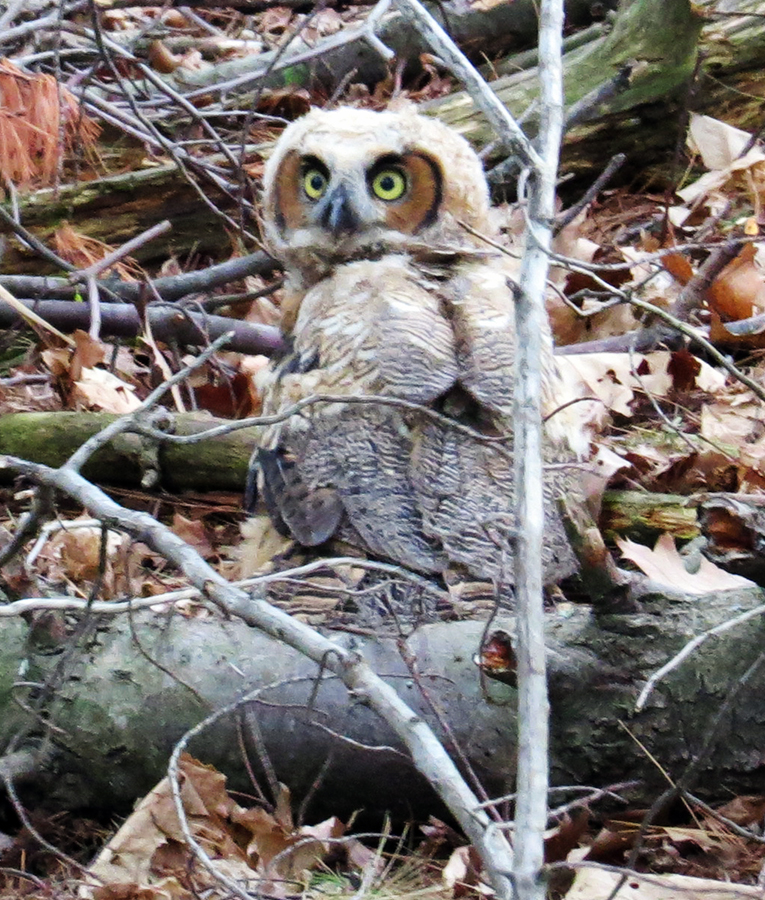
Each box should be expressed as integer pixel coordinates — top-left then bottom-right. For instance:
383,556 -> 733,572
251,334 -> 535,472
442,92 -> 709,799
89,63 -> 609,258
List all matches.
256,448 -> 344,546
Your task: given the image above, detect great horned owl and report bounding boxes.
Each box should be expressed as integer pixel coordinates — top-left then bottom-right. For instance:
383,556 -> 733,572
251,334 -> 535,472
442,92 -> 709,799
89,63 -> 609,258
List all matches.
255,106 -> 586,588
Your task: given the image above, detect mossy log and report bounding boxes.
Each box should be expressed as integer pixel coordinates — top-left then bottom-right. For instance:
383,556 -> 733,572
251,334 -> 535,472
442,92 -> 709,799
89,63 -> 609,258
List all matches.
0,164 -> 246,275
600,491 -> 700,543
0,411 -> 708,546
0,411 -> 258,492
0,410 -> 714,554
428,0 -> 763,185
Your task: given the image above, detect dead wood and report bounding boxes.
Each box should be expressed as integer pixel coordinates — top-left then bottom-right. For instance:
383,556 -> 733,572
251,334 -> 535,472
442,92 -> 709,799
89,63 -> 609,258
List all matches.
700,494 -> 765,586
430,0 -> 703,179
1,584 -> 764,818
431,0 -> 765,186
163,0 -> 603,95
601,491 -> 701,544
0,412 -> 260,491
0,252 -> 277,301
0,301 -> 282,356
0,408 -> 707,541
0,164 -> 258,276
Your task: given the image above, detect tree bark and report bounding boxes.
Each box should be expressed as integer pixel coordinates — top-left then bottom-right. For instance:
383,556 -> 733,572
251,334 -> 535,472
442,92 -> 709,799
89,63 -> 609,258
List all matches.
2,584 -> 764,818
428,0 -> 703,178
0,164 -> 246,276
0,301 -> 282,356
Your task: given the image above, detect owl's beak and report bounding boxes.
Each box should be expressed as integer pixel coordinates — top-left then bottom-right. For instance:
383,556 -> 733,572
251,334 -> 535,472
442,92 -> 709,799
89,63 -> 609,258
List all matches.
320,183 -> 360,237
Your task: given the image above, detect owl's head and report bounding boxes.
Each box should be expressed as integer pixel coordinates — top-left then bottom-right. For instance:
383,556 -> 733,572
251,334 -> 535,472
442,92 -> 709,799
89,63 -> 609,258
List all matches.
261,106 -> 491,276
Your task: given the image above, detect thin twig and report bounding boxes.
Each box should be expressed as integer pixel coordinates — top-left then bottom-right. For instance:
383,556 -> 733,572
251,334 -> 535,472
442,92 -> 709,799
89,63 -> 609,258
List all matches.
1,556 -> 445,618
511,0 -> 565,896
392,0 -> 539,169
70,220 -> 172,283
635,602 -> 765,711
554,153 -> 626,233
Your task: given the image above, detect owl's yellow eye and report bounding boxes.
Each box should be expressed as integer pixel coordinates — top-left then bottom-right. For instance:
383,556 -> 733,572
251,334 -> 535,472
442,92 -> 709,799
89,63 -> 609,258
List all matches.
371,168 -> 407,201
303,168 -> 328,200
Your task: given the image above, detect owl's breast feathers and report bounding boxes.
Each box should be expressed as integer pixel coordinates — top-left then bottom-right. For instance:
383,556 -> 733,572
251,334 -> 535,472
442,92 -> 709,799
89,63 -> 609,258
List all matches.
256,251 -> 584,584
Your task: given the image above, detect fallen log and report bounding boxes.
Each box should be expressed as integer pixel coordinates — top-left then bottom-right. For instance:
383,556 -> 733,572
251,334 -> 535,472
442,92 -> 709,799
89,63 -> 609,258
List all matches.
0,412 -> 260,491
1,582 -> 764,818
0,411 -> 708,546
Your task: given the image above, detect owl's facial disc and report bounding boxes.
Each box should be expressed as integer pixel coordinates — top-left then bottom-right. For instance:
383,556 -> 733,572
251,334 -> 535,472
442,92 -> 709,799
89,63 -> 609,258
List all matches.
273,149 -> 442,253
314,160 -> 412,237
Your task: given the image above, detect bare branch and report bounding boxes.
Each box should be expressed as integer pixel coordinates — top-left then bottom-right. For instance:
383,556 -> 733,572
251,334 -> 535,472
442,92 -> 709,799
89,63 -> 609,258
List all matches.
0,299 -> 284,356
0,455 -> 516,896
512,1 -> 565,898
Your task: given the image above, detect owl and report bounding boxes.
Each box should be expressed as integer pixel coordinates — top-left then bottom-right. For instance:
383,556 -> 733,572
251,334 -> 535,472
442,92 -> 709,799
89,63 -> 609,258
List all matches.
255,106 -> 586,589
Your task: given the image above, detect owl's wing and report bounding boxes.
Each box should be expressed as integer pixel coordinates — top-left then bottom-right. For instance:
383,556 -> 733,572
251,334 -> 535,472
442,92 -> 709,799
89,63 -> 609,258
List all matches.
256,261 -> 461,557
411,420 -> 579,584
407,261 -> 580,584
447,261 -> 590,456
257,447 -> 343,546
447,263 -> 517,417
297,405 -> 447,573
372,273 -> 460,404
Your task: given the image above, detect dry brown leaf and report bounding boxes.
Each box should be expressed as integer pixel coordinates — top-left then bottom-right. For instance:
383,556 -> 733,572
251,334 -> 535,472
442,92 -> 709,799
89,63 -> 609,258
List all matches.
232,800 -> 334,884
558,353 -> 672,417
544,808 -> 590,864
41,346 -> 74,377
171,514 -> 214,560
33,520 -> 131,598
70,330 -> 107,381
713,794 -> 765,827
57,527 -> 121,587
708,243 -> 765,324
560,350 -> 724,421
678,113 -> 765,207
302,8 -> 343,41
148,40 -> 180,74
566,867 -> 760,899
85,755 -> 252,900
616,533 -> 754,594
71,367 -> 141,413
701,397 -> 764,445
259,6 -> 293,35
661,826 -> 721,851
